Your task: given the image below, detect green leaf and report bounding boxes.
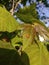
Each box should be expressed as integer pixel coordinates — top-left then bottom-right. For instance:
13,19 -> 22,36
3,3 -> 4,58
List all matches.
21,23 -> 49,65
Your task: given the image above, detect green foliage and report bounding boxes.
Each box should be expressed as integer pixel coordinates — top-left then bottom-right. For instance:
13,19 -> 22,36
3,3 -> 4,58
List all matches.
0,6 -> 23,45
23,41 -> 49,65
22,26 -> 49,65
17,3 -> 38,18
16,4 -> 48,29
0,41 -> 24,65
16,3 -> 39,23
16,3 -> 49,32
0,2 -> 49,65
0,7 -> 23,65
0,6 -> 20,32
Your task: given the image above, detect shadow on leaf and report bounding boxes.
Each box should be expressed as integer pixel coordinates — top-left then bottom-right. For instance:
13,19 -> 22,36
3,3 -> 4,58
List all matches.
0,48 -> 30,65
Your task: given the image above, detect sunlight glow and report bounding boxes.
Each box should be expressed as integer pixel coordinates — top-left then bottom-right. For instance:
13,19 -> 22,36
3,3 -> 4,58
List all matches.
39,35 -> 44,42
